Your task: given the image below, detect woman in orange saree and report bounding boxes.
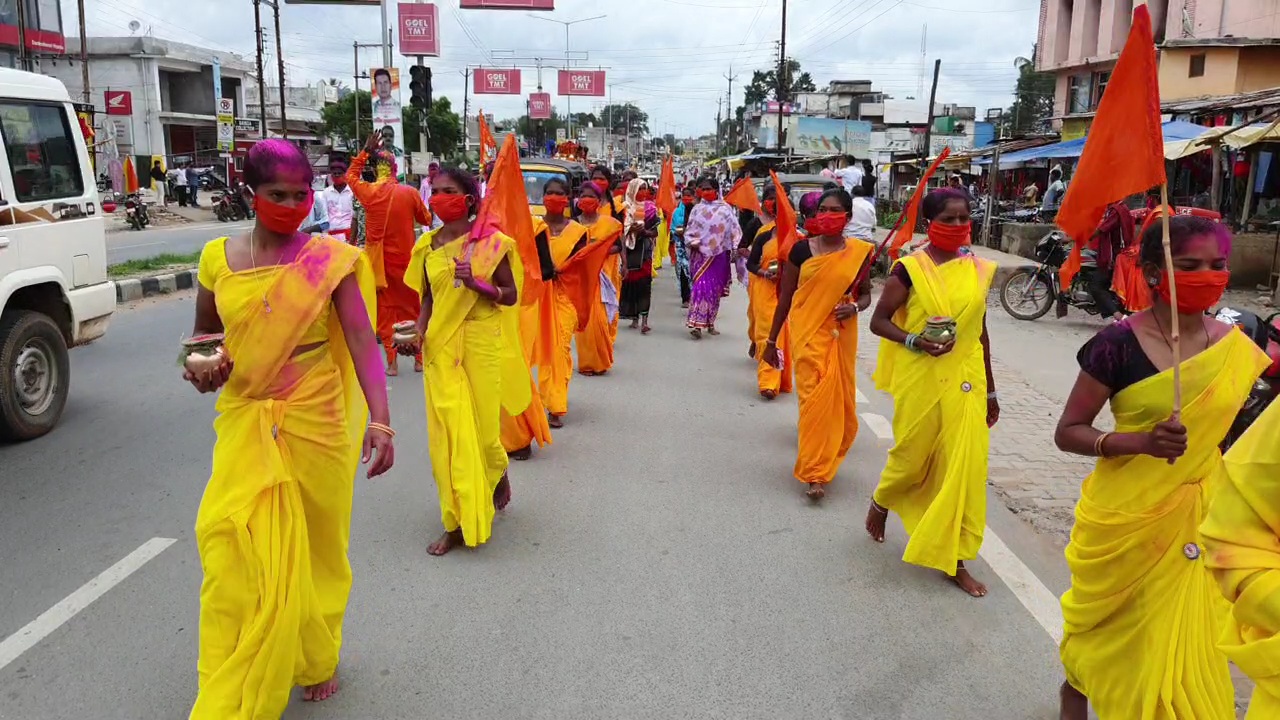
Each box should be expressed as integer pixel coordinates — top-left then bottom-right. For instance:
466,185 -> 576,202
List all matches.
185,140 -> 394,719
866,188 -> 998,598
764,189 -> 871,499
573,181 -> 624,376
746,184 -> 793,399
534,178 -> 590,426
1054,216 -> 1268,720
405,168 -> 529,557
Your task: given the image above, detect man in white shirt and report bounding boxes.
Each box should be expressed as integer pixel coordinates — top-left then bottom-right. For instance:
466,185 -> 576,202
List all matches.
418,161 -> 442,230
844,185 -> 877,241
320,154 -> 355,242
172,164 -> 188,207
834,158 -> 864,196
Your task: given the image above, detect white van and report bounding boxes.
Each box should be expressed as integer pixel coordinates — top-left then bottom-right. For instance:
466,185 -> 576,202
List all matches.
0,68 -> 113,440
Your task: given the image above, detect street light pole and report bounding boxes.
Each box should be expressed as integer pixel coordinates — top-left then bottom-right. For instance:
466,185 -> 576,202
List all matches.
528,13 -> 605,142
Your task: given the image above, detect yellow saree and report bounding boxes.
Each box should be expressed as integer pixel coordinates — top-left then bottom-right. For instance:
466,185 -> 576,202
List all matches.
1060,330 -> 1269,720
748,230 -> 793,395
872,251 -> 994,575
791,239 -> 872,483
191,235 -> 374,720
538,219 -> 588,416
1203,401 -> 1280,720
406,230 -> 529,547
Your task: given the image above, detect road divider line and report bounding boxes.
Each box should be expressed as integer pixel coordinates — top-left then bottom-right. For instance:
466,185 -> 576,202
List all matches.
855,388 -> 868,404
0,537 -> 177,671
861,413 -> 894,441
978,530 -> 1064,644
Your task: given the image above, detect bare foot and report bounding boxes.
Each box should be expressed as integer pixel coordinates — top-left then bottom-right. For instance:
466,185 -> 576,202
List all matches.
748,341 -> 756,358
427,529 -> 463,556
548,414 -> 564,429
951,563 -> 987,598
806,482 -> 825,501
707,327 -> 720,336
385,357 -> 399,377
760,389 -> 777,400
865,500 -> 888,543
508,445 -> 531,462
414,358 -> 423,373
302,673 -> 339,702
629,319 -> 640,329
690,328 -> 702,340
641,323 -> 651,334
1059,681 -> 1088,720
494,472 -> 512,511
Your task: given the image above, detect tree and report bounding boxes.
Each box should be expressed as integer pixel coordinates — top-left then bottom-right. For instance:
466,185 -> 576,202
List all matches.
1005,47 -> 1055,135
569,112 -> 598,129
741,59 -> 816,108
320,90 -> 373,149
402,97 -> 462,158
598,103 -> 649,136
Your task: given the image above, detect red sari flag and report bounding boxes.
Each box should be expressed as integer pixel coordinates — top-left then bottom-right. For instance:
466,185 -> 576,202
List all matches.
770,171 -> 800,260
1056,4 -> 1165,289
724,177 -> 762,215
478,110 -> 498,167
657,155 -> 678,221
888,147 -> 950,259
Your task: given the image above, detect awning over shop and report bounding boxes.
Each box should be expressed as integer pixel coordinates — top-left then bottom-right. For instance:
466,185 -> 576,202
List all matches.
1163,119 -> 1280,156
977,121 -> 1210,165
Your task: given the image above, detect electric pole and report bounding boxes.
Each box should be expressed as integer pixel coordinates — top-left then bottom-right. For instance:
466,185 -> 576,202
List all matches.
724,65 -> 737,152
462,68 -> 471,157
253,0 -> 267,138
77,0 -> 89,103
272,0 -> 288,139
776,0 -> 787,151
921,58 -> 941,171
716,96 -> 723,155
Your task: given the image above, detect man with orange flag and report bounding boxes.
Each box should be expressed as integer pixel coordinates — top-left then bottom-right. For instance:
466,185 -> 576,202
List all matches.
348,133 -> 433,375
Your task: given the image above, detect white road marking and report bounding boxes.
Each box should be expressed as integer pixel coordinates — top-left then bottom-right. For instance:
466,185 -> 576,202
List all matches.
855,388 -> 868,404
857,374 -> 1064,645
978,530 -> 1064,644
0,537 -> 177,671
112,241 -> 164,251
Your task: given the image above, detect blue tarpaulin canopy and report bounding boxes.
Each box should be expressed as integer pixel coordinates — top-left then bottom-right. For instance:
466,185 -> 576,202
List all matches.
976,121 -> 1209,165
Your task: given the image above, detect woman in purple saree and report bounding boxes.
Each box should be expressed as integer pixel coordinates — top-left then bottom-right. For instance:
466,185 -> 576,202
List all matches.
684,176 -> 743,339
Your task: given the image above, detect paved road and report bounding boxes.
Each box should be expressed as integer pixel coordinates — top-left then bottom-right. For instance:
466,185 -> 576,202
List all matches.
107,221 -> 253,265
0,278 -> 1075,719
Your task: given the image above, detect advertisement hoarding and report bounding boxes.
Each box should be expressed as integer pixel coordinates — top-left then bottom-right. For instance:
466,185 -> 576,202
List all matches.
398,3 -> 440,57
370,67 -> 405,160
473,68 -> 521,95
789,117 -> 872,158
459,0 -> 553,8
556,70 -> 605,97
528,92 -> 552,120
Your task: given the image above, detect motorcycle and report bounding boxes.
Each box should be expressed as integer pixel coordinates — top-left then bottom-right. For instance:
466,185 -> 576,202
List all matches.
999,231 -> 1124,321
1215,306 -> 1280,450
124,193 -> 149,231
212,183 -> 253,222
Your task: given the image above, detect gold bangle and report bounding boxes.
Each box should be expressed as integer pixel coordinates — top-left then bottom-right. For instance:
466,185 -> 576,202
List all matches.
1094,431 -> 1111,458
368,422 -> 396,439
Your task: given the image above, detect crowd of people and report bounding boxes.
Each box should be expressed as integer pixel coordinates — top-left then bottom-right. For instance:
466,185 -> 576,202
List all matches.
178,137 -> 1279,720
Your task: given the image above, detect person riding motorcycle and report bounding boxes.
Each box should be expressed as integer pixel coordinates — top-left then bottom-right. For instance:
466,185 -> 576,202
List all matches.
1057,200 -> 1131,321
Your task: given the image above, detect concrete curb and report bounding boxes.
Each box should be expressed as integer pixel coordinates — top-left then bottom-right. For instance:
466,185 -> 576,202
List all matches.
114,267 -> 197,304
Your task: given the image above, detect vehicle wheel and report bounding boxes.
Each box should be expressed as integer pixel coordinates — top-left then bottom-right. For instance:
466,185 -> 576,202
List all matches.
0,310 -> 70,441
1000,268 -> 1055,321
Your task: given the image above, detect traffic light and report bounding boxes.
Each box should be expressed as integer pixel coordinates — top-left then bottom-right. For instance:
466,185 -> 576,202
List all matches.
409,65 -> 432,112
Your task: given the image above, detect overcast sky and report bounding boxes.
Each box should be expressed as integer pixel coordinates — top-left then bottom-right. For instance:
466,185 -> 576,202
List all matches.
66,0 -> 1041,137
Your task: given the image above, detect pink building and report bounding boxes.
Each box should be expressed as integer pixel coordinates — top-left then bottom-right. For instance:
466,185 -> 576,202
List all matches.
1035,0 -> 1280,137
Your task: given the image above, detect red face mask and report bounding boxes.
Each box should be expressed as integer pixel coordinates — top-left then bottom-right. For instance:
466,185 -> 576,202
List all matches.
927,220 -> 971,251
593,179 -> 610,195
430,193 -> 470,223
254,192 -> 314,235
637,190 -> 652,202
543,195 -> 569,216
803,211 -> 847,238
1156,269 -> 1230,314
762,199 -> 777,215
577,197 -> 601,214
699,189 -> 718,202
682,195 -> 695,206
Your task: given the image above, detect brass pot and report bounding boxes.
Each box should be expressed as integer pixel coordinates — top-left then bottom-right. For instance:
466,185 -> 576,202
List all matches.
920,316 -> 956,344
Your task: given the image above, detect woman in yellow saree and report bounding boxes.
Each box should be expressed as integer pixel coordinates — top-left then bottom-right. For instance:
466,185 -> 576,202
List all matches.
865,188 -> 999,598
1053,216 -> 1269,720
573,181 -> 624,376
747,184 -> 792,400
184,140 -> 394,718
533,179 -> 590,426
405,168 -> 530,557
763,189 -> 871,503
1202,401 -> 1280,720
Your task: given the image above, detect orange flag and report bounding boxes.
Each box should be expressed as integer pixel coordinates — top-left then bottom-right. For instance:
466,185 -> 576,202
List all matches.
478,110 -> 497,167
1056,4 -> 1165,289
724,177 -> 761,215
122,156 -> 138,193
770,171 -> 799,260
888,148 -> 950,259
657,155 -> 678,221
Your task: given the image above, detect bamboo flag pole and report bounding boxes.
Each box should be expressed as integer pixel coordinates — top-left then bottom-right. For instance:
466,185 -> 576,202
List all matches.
1158,182 -> 1182,417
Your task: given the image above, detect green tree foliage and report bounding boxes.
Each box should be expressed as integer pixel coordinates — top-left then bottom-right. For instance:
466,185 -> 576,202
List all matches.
1005,48 -> 1055,135
320,90 -> 372,148
741,59 -> 816,107
597,103 -> 650,135
322,91 -> 461,158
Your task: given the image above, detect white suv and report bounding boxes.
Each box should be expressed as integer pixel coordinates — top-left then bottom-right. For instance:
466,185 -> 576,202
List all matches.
0,69 -> 114,440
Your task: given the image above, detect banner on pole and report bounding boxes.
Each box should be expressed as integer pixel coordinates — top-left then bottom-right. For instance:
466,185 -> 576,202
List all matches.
398,3 -> 440,57
557,70 -> 605,97
370,68 -> 405,159
528,92 -> 552,120
473,68 -> 522,95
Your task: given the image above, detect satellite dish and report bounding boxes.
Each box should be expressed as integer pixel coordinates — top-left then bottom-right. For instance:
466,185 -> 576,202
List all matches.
128,20 -> 141,34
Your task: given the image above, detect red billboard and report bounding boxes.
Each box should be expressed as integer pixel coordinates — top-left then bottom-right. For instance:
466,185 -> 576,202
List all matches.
557,70 -> 606,97
104,91 -> 133,116
473,68 -> 521,95
460,0 -> 554,8
398,3 -> 439,57
528,92 -> 552,120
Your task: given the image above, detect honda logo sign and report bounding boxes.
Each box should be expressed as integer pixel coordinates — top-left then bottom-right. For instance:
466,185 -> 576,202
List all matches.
104,90 -> 133,116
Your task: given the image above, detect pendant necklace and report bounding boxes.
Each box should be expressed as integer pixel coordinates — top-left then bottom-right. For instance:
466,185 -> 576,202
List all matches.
249,232 -> 273,313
